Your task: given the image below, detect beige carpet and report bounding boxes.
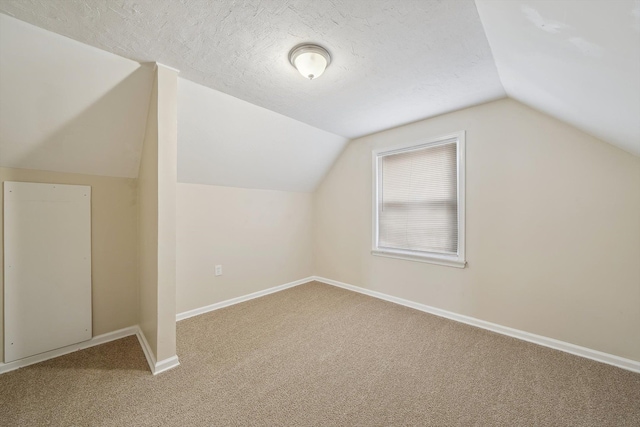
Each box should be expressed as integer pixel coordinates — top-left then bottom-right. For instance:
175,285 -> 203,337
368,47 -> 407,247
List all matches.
1,281 -> 639,426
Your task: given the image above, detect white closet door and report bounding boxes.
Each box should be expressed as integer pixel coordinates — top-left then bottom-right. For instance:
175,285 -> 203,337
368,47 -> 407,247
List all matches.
4,182 -> 92,362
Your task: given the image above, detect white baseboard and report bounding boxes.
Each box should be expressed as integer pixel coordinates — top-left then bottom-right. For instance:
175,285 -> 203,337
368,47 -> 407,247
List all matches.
0,325 -> 180,376
313,276 -> 640,374
0,326 -> 139,375
135,329 -> 180,375
155,355 -> 180,374
176,276 -> 315,321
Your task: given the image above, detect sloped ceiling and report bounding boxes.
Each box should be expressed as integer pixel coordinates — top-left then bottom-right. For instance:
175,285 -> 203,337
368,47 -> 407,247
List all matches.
476,0 -> 640,156
0,14 -> 153,178
0,0 -> 506,139
178,78 -> 347,192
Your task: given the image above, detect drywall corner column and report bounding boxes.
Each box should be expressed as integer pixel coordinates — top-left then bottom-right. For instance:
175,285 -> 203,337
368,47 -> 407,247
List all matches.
137,63 -> 179,371
138,66 -> 159,361
155,64 -> 178,363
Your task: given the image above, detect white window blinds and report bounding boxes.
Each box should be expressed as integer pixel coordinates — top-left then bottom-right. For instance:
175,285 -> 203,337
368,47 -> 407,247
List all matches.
378,141 -> 458,255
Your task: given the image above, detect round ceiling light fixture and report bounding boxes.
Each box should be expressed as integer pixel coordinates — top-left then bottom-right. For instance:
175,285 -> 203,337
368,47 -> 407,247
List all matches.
289,44 -> 331,80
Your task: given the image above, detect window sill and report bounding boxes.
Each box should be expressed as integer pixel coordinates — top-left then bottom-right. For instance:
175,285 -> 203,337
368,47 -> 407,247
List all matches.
371,249 -> 467,269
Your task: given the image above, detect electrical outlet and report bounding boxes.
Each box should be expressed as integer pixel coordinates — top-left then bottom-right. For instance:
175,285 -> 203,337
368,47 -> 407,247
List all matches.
215,265 -> 222,276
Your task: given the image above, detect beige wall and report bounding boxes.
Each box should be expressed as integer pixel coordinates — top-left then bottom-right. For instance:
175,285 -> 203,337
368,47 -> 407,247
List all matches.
176,183 -> 314,314
0,167 -> 138,363
314,98 -> 640,362
138,70 -> 160,358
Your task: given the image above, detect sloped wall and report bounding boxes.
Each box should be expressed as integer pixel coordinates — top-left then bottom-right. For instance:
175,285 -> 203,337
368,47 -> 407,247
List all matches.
177,78 -> 348,192
476,0 -> 640,156
314,98 -> 640,362
0,14 -> 153,178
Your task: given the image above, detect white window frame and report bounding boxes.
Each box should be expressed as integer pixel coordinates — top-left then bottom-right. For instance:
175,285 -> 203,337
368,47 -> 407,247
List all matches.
371,131 -> 466,268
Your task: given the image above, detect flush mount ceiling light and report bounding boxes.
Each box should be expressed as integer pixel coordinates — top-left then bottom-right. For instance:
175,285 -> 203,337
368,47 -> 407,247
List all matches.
289,44 -> 331,80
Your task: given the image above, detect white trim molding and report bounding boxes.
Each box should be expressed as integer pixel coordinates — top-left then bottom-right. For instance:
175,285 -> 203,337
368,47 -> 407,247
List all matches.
371,248 -> 466,268
0,326 -> 139,375
135,329 -> 180,375
313,276 -> 640,374
176,276 -> 315,321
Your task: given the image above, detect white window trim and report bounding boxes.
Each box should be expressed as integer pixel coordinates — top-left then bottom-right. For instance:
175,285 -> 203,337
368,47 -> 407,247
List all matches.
371,131 -> 466,269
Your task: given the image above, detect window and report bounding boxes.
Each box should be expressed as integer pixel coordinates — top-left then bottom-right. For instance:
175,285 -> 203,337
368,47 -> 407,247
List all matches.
372,131 -> 466,268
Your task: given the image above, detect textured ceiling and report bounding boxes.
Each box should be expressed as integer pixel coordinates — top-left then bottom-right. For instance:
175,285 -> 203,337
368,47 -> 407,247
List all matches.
476,0 -> 640,156
0,0 -> 506,139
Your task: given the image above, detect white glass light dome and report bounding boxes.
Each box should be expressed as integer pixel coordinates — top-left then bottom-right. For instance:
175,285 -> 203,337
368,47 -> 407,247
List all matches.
289,44 -> 331,80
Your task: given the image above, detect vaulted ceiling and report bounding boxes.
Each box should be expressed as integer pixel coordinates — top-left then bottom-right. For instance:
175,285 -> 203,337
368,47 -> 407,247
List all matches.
0,0 -> 637,189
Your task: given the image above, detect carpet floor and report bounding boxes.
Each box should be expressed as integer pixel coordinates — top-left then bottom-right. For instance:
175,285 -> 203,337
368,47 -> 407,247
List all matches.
1,281 -> 639,426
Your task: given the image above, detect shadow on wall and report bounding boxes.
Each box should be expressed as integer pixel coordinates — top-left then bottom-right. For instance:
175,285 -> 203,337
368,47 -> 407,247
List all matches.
12,64 -> 154,178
